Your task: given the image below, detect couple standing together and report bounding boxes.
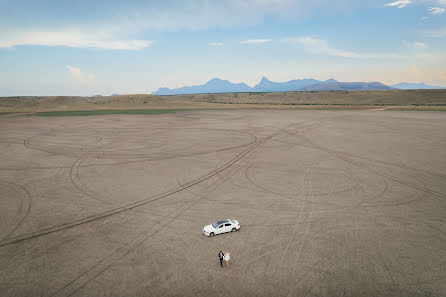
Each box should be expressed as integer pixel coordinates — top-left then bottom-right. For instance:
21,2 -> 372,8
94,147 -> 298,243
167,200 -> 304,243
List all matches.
218,250 -> 231,267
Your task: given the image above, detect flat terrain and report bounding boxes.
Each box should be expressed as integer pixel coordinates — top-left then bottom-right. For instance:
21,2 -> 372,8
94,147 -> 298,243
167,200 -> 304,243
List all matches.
0,110 -> 445,297
1,89 -> 446,114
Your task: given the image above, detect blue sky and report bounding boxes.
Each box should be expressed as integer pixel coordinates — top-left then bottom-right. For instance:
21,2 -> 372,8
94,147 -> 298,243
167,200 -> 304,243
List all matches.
1,0 -> 446,96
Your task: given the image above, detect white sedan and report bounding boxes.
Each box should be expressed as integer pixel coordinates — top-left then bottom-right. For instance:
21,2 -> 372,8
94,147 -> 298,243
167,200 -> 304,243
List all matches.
202,219 -> 240,237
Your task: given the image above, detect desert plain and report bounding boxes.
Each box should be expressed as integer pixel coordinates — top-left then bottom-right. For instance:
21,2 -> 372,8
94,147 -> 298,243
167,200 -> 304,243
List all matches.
0,108 -> 445,297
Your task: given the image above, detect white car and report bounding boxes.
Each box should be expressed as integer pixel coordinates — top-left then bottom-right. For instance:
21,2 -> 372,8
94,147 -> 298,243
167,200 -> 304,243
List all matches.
202,219 -> 240,237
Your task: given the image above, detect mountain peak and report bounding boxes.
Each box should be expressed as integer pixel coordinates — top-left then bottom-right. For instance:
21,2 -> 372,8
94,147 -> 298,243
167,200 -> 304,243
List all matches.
152,77 -> 251,95
260,76 -> 271,83
205,78 -> 229,85
208,78 -> 225,83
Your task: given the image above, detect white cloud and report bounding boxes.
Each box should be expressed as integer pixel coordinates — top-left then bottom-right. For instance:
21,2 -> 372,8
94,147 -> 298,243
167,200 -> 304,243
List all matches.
428,7 -> 446,14
209,42 -> 224,47
402,40 -> 428,49
240,39 -> 272,45
0,31 -> 154,50
283,37 -> 405,59
67,65 -> 95,83
67,66 -> 83,80
384,0 -> 412,8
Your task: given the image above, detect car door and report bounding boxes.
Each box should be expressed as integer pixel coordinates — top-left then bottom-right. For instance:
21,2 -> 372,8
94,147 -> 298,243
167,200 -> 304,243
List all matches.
223,223 -> 232,233
216,224 -> 225,234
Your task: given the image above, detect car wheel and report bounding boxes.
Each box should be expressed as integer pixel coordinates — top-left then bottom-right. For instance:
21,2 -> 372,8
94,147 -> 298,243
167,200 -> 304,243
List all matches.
210,232 -> 215,237
231,228 -> 236,232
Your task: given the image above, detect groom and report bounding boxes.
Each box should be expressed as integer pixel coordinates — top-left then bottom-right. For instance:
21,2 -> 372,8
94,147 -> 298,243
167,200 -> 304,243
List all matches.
218,251 -> 224,267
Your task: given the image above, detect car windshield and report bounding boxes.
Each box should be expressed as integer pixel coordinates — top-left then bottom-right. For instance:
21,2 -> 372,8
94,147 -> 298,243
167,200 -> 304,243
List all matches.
212,222 -> 219,228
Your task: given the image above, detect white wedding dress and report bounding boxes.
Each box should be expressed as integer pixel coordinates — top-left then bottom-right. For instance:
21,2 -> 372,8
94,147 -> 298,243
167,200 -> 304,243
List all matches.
224,253 -> 230,262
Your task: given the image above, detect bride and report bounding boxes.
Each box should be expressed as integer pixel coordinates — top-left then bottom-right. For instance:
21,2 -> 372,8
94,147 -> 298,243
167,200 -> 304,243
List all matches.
224,251 -> 231,266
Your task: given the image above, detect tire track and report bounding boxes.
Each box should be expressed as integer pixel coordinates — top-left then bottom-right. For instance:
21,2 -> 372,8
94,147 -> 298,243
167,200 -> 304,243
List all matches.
50,134 -> 263,297
0,128 -> 282,247
64,124 -> 287,297
176,159 -> 322,296
24,136 -> 78,158
0,165 -> 71,171
284,164 -> 318,297
283,130 -> 446,200
278,160 -> 318,276
187,211 -> 355,296
326,149 -> 446,179
23,127 -> 256,160
0,180 -> 32,241
50,200 -> 197,297
137,161 -> 248,297
244,161 -> 356,202
69,146 -> 114,205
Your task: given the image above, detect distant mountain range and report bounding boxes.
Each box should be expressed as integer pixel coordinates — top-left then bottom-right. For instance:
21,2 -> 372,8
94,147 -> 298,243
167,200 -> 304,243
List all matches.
300,81 -> 394,91
154,78 -> 251,95
152,77 -> 444,95
390,82 -> 446,90
250,77 -> 338,92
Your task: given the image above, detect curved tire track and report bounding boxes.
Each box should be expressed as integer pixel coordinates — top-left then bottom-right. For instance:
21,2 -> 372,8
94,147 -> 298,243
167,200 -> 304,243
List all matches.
283,130 -> 446,200
48,129 -> 285,297
0,129 -> 282,247
0,180 -> 32,241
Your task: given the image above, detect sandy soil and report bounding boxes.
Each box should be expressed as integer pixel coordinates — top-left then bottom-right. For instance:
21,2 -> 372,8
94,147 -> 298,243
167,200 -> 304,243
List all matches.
0,110 -> 445,297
